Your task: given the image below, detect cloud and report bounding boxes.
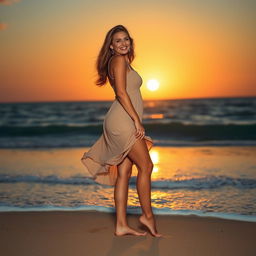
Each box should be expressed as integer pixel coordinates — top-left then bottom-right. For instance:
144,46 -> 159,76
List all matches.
0,0 -> 20,5
0,23 -> 8,30
0,0 -> 21,31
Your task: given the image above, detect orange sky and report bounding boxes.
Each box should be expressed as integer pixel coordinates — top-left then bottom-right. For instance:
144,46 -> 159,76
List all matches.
0,0 -> 255,103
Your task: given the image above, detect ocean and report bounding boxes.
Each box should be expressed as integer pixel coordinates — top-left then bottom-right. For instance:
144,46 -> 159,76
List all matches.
0,97 -> 256,222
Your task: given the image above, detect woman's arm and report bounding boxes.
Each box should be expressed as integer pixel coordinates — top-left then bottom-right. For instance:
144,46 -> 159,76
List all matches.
111,55 -> 145,139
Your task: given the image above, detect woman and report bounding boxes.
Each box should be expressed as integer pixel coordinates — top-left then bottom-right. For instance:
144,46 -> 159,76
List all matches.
81,25 -> 162,237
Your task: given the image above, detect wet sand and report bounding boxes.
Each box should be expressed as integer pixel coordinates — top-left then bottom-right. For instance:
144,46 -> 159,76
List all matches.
0,210 -> 256,256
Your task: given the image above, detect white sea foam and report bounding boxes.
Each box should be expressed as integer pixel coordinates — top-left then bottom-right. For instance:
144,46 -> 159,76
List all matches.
1,205 -> 255,223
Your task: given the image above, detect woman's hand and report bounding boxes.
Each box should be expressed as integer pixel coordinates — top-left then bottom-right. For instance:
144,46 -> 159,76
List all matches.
134,119 -> 145,140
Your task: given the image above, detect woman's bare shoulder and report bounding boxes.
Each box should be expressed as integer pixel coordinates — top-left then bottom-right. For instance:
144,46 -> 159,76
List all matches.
111,55 -> 127,68
109,55 -> 128,81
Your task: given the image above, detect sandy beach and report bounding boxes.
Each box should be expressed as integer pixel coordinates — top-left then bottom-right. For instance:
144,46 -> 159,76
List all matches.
1,0 -> 256,253
0,210 -> 256,256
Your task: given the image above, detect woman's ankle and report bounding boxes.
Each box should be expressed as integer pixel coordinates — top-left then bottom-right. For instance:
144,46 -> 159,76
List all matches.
116,221 -> 128,227
142,212 -> 154,219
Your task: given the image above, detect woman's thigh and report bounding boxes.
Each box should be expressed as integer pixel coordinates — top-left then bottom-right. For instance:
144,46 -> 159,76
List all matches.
117,156 -> 133,177
127,139 -> 152,170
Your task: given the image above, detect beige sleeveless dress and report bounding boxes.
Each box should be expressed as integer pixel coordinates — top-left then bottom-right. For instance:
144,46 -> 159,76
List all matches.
81,57 -> 153,186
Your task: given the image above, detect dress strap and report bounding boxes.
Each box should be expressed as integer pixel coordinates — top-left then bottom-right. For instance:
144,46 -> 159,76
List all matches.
127,63 -> 134,71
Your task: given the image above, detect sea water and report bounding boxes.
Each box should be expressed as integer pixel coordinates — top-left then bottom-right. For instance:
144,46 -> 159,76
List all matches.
0,97 -> 256,222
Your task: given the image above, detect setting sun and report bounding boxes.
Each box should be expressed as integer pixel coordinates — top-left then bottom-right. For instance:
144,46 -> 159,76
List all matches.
147,79 -> 160,91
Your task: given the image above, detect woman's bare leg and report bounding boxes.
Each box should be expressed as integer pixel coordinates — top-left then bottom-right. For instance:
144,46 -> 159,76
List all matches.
114,156 -> 147,236
127,139 -> 162,237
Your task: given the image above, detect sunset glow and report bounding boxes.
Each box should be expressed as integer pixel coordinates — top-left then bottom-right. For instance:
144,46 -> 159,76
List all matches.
150,150 -> 159,174
147,79 -> 160,91
0,0 -> 255,103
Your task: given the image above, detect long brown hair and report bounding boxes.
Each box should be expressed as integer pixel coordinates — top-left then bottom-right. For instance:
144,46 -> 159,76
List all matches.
95,25 -> 135,86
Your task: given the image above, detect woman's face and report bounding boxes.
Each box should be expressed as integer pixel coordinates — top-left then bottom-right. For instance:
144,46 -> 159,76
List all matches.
110,31 -> 131,55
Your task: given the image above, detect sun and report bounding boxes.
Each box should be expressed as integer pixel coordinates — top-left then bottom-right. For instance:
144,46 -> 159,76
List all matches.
147,79 -> 159,91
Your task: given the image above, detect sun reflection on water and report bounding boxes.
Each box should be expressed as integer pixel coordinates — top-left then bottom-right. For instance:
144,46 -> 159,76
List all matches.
150,150 -> 160,174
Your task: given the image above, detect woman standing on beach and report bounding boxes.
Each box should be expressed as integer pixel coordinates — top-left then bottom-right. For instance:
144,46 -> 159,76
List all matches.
81,25 -> 162,237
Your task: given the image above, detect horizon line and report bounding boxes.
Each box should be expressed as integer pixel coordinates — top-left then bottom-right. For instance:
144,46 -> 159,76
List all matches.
1,95 -> 256,104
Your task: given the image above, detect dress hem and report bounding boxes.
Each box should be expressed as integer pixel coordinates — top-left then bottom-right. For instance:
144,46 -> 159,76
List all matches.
81,135 -> 153,186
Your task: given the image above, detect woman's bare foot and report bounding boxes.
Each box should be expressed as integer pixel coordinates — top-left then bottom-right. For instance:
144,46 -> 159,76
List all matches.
115,225 -> 147,236
139,214 -> 163,237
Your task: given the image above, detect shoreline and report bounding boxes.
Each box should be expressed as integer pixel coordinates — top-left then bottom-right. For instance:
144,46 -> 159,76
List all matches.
1,145 -> 256,224
1,210 -> 256,256
1,206 -> 256,224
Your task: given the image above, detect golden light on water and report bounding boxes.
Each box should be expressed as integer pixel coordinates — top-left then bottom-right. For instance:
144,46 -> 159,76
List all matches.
149,114 -> 164,119
150,150 -> 159,164
150,150 -> 159,173
147,79 -> 160,91
153,166 -> 159,173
